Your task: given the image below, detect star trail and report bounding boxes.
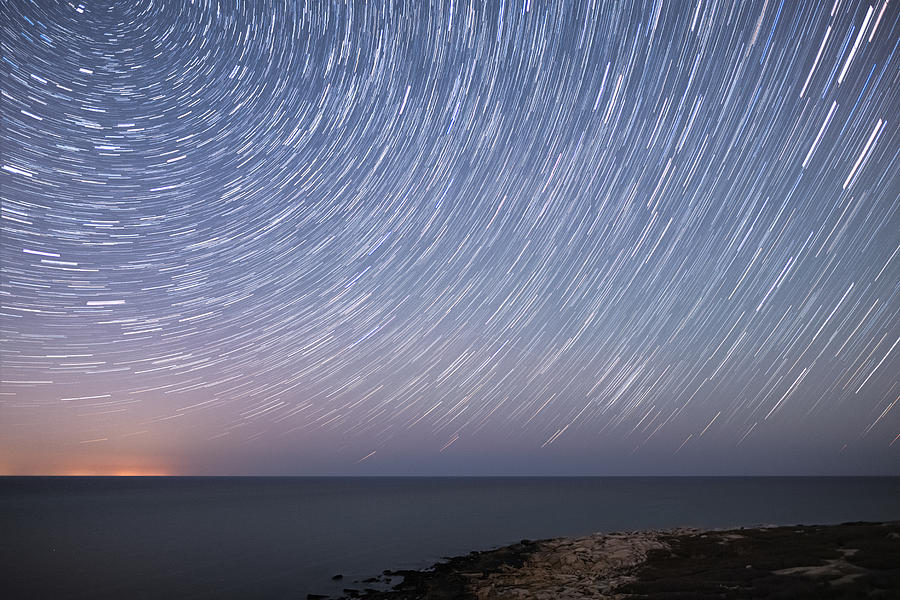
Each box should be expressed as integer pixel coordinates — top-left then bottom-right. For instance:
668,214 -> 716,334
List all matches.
1,0 -> 898,475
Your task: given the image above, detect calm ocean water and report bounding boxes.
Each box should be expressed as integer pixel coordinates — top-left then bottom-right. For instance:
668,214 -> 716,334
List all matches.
2,476 -> 899,599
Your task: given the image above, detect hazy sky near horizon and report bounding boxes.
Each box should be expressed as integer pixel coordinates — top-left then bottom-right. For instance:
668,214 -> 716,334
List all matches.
2,0 -> 898,476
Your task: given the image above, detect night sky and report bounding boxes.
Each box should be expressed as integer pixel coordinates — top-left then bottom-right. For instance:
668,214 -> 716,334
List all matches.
1,0 -> 898,476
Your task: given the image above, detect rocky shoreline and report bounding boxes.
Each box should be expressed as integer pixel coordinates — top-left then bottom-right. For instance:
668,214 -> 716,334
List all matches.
321,521 -> 899,599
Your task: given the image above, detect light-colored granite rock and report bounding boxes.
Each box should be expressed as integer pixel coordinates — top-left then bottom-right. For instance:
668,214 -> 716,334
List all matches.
467,530 -> 670,600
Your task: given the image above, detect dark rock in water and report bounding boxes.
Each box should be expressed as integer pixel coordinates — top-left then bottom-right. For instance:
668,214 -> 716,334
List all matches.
362,577 -> 379,583
331,574 -> 343,580
336,539 -> 540,599
342,588 -> 359,598
306,595 -> 328,600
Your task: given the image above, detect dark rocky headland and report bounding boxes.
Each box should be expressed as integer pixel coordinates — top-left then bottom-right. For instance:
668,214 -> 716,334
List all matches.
320,521 -> 899,599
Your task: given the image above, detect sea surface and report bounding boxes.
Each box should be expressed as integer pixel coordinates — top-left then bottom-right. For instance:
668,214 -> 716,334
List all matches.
3,476 -> 899,599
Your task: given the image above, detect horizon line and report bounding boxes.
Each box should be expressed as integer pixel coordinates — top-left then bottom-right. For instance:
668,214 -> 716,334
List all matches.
3,473 -> 898,478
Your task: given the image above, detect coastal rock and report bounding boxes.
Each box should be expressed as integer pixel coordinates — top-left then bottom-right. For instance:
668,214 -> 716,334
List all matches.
346,522 -> 900,600
469,530 -> 668,599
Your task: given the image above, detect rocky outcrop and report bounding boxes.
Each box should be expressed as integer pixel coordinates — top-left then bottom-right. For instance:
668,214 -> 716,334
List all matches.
468,530 -> 669,600
339,521 -> 900,600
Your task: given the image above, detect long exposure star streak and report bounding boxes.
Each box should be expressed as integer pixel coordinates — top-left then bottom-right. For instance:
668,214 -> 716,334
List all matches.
1,0 -> 898,475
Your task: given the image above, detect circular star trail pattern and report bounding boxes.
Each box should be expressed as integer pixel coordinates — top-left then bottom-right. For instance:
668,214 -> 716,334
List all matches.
2,0 -> 899,471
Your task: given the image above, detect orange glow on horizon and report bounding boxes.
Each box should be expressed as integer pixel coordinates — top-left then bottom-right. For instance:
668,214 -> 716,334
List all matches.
0,468 -> 175,476
64,469 -> 174,476
0,456 -> 176,476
